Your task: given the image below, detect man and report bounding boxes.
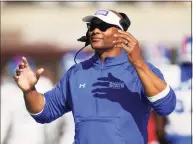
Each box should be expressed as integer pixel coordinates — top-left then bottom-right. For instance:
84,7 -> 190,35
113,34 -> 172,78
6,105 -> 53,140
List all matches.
13,9 -> 176,144
156,36 -> 192,144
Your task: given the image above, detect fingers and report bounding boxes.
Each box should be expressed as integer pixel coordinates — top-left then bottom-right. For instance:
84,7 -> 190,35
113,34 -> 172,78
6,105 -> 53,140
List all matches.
93,93 -> 106,98
14,62 -> 25,77
13,57 -> 29,81
108,73 -> 115,79
13,60 -> 24,82
114,43 -> 133,53
114,33 -> 132,42
92,82 -> 109,87
97,77 -> 109,81
115,43 -> 128,49
114,30 -> 137,44
22,57 -> 29,68
13,75 -> 19,82
113,31 -> 137,52
15,68 -> 23,76
117,30 -> 135,40
92,88 -> 109,93
18,63 -> 25,69
113,39 -> 128,45
36,68 -> 44,79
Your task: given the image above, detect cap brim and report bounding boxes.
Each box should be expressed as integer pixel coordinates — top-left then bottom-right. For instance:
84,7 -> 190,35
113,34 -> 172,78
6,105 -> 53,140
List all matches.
82,15 -> 96,22
82,15 -> 116,25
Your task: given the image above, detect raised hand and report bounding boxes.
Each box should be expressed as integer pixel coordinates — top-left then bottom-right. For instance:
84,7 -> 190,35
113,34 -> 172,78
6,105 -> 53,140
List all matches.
113,30 -> 143,64
13,57 -> 44,92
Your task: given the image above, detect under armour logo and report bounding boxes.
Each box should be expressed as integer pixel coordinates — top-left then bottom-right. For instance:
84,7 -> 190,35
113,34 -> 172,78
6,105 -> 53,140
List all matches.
79,83 -> 86,88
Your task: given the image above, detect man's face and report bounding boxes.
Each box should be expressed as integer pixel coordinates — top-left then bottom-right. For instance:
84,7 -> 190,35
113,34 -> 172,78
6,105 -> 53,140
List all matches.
88,18 -> 120,50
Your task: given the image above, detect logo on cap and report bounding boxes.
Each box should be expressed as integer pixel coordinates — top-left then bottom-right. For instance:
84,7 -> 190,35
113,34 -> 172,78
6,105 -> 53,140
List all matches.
95,10 -> 109,16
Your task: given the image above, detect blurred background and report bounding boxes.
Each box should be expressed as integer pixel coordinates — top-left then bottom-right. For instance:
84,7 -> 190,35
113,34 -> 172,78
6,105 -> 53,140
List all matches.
1,1 -> 192,144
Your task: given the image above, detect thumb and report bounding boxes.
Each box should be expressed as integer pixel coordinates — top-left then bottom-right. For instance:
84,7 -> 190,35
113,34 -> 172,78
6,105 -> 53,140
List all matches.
36,68 -> 44,79
108,73 -> 114,79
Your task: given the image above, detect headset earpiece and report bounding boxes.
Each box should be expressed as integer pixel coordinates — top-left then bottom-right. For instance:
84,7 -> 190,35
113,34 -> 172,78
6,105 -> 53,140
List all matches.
119,12 -> 131,31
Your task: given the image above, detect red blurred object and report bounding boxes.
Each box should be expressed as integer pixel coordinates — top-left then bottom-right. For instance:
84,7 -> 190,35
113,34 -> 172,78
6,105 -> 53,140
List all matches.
147,111 -> 158,143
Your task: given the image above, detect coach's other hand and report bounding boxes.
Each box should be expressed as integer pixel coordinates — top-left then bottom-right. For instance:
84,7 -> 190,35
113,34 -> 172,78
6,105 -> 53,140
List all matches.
13,57 -> 44,93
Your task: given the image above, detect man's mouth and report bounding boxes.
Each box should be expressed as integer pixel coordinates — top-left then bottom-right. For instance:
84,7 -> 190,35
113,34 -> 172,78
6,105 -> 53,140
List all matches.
91,37 -> 102,42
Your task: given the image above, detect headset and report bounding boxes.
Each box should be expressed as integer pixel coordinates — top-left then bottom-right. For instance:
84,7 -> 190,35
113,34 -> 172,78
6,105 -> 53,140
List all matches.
74,12 -> 131,64
119,12 -> 131,31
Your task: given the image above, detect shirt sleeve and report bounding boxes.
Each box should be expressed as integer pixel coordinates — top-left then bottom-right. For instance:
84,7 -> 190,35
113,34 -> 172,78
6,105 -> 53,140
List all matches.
144,63 -> 176,116
30,70 -> 72,124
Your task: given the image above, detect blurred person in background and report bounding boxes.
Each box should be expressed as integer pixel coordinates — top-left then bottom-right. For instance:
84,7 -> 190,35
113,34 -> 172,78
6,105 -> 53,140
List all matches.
35,65 -> 57,144
1,63 -> 17,144
1,57 -> 45,144
155,36 -> 192,144
143,44 -> 172,68
144,44 -> 173,144
13,9 -> 176,144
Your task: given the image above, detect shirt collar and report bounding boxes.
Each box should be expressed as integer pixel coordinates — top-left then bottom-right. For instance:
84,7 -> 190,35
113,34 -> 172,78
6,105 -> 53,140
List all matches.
91,49 -> 130,69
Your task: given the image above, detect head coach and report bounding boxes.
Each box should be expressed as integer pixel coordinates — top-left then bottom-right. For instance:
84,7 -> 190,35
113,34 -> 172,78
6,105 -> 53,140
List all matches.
13,9 -> 176,144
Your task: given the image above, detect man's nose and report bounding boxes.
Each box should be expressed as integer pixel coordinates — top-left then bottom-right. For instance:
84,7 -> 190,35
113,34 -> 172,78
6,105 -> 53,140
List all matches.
92,27 -> 101,34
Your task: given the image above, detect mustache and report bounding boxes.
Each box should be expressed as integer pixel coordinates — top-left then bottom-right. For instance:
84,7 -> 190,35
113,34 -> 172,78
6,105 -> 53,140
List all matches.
91,31 -> 100,36
90,33 -> 103,39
